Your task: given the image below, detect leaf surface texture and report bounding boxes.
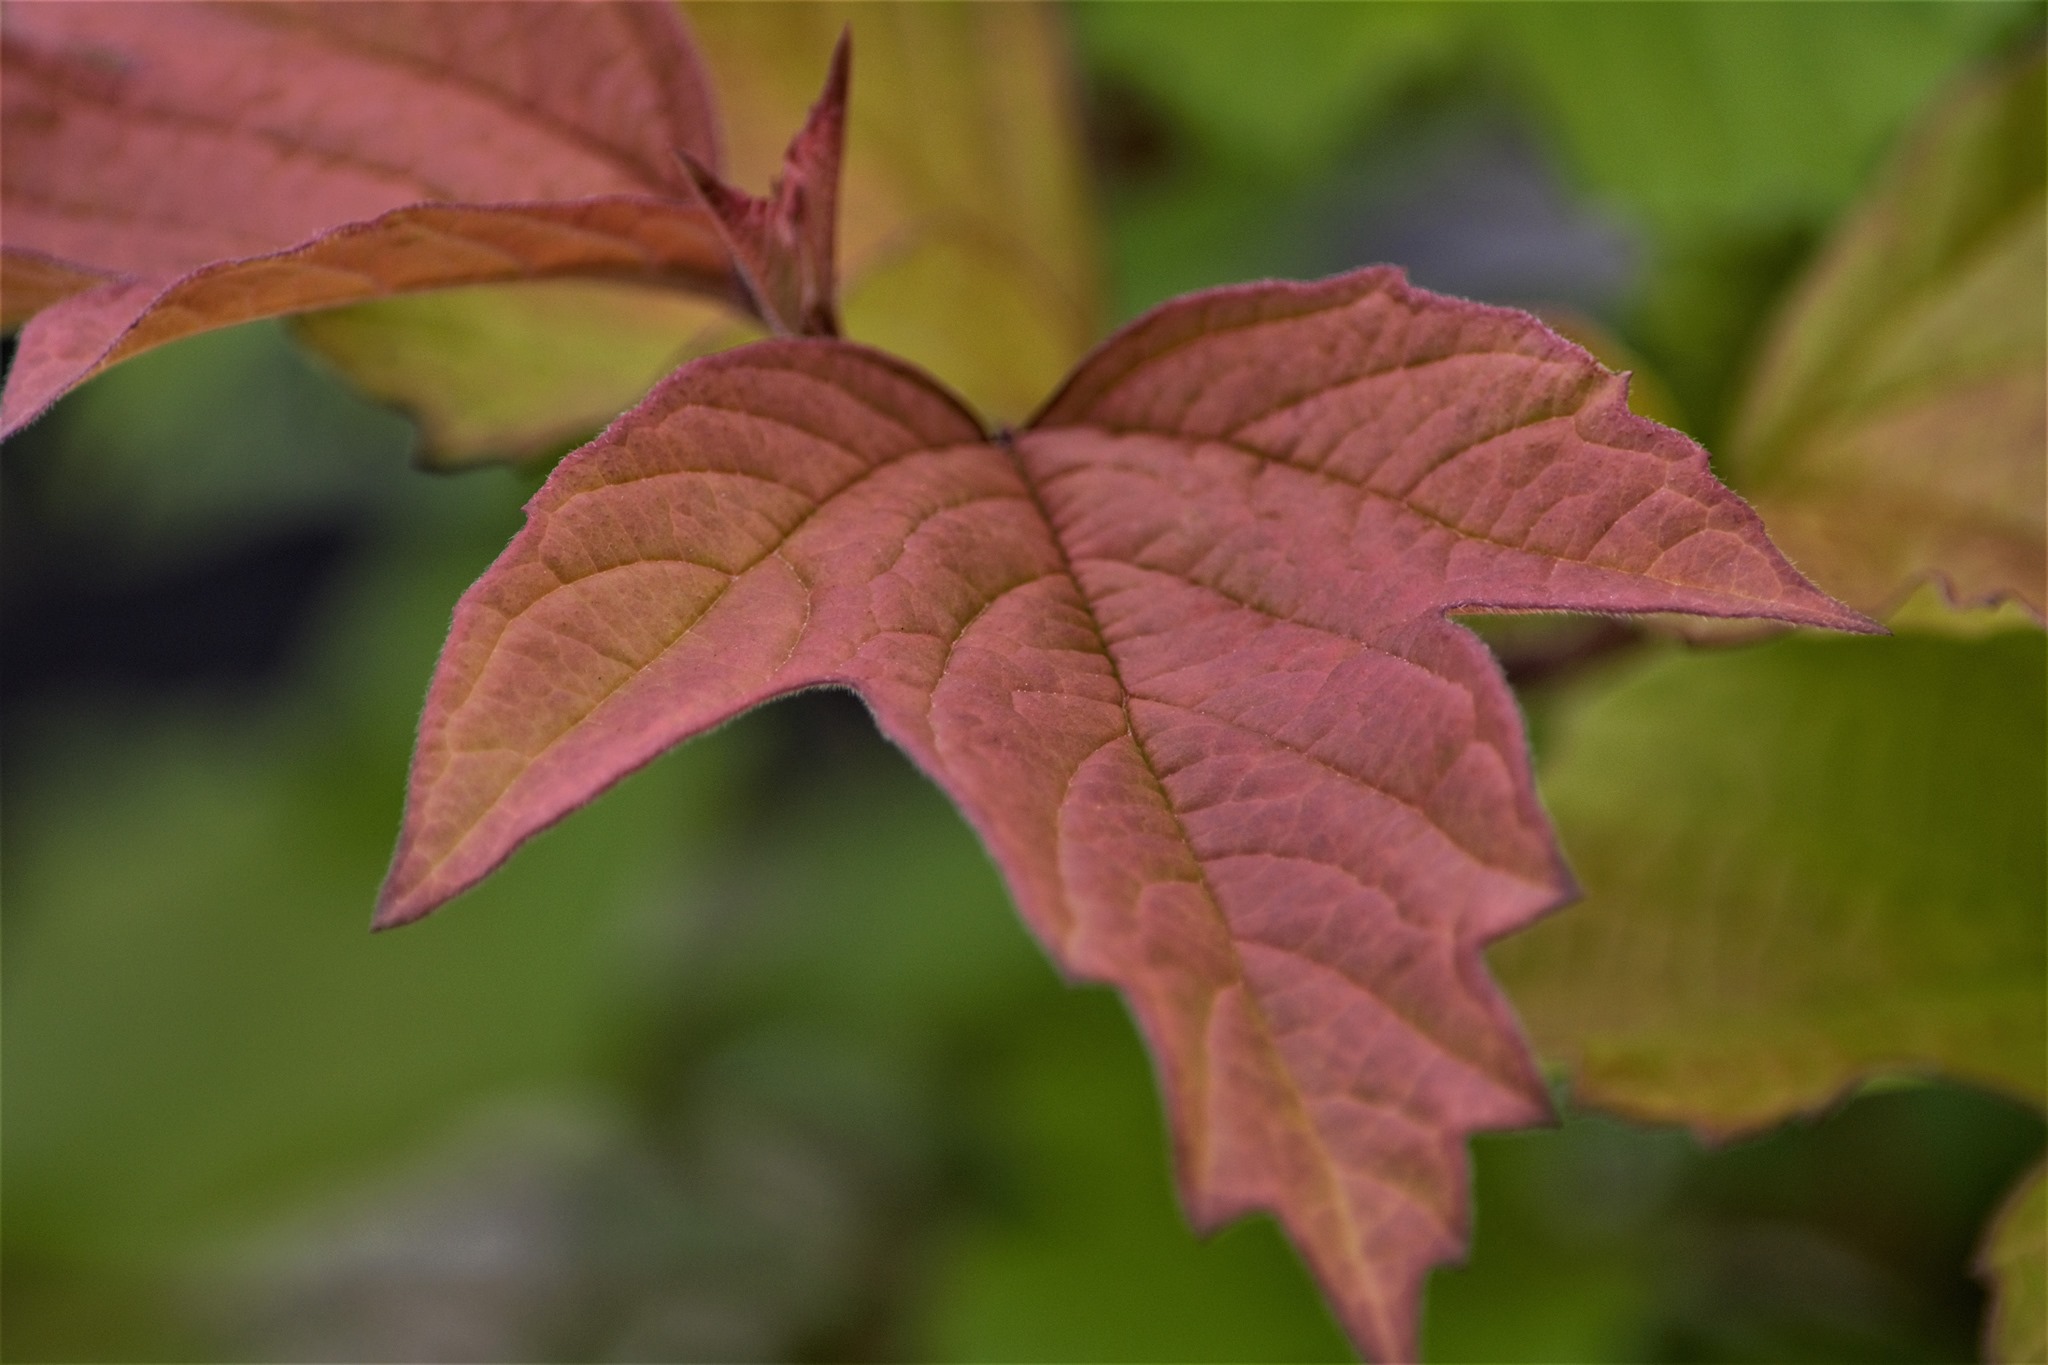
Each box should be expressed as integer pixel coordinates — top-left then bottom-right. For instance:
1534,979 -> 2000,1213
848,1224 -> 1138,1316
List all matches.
1981,1160 -> 2047,1365
378,269 -> 1865,1360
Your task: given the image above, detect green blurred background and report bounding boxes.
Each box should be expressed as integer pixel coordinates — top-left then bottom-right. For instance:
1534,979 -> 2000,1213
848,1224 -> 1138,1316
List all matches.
4,4 -> 2042,1361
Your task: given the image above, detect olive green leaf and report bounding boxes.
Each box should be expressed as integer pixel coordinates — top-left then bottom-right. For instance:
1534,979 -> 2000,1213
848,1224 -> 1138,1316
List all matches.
297,2 -> 1099,468
1494,632 -> 2046,1135
295,282 -> 755,468
1981,1160 -> 2047,1365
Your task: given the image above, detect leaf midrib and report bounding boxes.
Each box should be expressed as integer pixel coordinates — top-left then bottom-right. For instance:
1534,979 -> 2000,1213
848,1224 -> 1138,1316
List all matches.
994,426 -> 1402,1348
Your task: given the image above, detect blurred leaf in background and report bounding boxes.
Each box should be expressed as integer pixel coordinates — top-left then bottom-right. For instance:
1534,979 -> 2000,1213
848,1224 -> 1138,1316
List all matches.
1494,632 -> 2046,1129
1496,2 -> 2040,447
294,282 -> 757,472
298,2 -> 1099,466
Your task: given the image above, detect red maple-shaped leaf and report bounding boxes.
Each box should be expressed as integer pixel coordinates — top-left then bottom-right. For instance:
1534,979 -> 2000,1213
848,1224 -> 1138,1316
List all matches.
0,0 -> 738,434
378,269 -> 1873,1361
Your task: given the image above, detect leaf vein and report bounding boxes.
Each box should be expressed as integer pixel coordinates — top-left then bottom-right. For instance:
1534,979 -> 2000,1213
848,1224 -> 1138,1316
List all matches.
1002,436 -> 1386,1325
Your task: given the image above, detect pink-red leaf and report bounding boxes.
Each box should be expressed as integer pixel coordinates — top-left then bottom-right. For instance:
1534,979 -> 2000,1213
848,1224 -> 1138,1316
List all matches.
377,268 -> 1869,1362
678,31 -> 849,338
1,199 -> 739,435
0,249 -> 109,329
1725,45 -> 2046,620
0,0 -> 732,432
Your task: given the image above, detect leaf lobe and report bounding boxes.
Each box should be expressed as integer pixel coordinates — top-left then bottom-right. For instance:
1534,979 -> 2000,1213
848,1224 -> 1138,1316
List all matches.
376,267 -> 1871,1361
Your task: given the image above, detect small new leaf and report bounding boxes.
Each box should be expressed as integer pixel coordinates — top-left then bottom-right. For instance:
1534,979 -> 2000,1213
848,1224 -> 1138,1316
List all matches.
677,32 -> 849,338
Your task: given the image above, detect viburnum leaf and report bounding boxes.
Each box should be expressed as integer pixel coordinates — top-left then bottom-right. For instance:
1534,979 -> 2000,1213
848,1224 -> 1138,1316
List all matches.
1725,44 -> 2046,619
1494,630 -> 2046,1134
0,0 -> 737,435
376,267 -> 1869,1361
1981,1160 -> 2047,1365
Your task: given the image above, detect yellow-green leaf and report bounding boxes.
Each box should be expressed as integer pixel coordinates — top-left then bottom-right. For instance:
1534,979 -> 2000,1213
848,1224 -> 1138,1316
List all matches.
1982,1161 -> 2047,1365
1727,46 -> 2046,618
1494,632 -> 2047,1136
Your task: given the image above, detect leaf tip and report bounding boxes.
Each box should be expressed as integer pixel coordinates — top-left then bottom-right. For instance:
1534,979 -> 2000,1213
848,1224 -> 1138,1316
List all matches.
369,882 -> 429,934
821,25 -> 853,123
370,850 -> 458,933
674,143 -> 745,225
1778,587 -> 1890,637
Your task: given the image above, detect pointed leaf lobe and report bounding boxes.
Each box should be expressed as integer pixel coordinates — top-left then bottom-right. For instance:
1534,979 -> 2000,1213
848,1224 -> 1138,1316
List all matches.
379,268 -> 1867,1361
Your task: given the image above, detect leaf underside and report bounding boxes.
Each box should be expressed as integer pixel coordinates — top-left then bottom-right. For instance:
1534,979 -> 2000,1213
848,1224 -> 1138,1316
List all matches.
290,279 -> 760,466
0,0 -> 731,435
378,268 -> 1867,1361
